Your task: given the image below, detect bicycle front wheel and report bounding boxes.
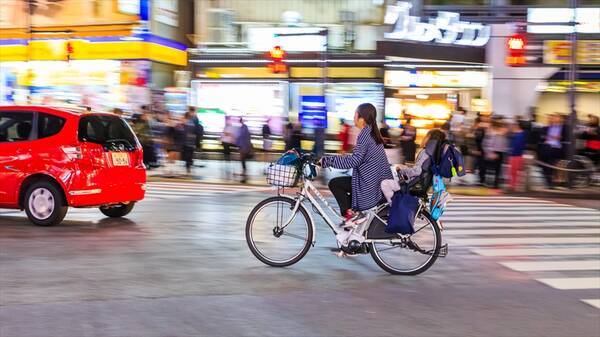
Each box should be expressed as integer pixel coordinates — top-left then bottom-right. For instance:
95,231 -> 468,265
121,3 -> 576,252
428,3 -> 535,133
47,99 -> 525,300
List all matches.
246,196 -> 313,267
370,208 -> 441,275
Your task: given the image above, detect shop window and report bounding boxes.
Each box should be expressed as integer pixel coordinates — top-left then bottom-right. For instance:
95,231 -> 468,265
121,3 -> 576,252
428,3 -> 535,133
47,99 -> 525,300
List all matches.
0,112 -> 34,143
38,113 -> 66,139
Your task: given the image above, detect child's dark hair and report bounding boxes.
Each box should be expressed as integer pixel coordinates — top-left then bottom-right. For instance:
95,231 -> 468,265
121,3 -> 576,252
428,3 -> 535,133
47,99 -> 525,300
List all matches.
356,103 -> 384,144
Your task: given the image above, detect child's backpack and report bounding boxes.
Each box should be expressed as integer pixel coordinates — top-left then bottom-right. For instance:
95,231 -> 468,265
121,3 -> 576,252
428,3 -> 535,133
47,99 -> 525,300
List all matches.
433,140 -> 466,179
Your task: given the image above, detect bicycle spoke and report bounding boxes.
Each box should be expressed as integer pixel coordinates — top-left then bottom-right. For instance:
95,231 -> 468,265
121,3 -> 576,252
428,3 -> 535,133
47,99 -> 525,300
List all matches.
281,232 -> 308,242
376,244 -> 404,253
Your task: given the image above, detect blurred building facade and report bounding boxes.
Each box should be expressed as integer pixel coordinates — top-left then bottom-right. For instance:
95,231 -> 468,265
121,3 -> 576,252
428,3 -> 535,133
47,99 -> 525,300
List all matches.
0,0 -> 193,112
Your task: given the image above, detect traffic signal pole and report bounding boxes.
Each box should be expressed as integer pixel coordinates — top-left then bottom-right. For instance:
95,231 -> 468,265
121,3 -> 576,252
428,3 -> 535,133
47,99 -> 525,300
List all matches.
567,0 -> 578,160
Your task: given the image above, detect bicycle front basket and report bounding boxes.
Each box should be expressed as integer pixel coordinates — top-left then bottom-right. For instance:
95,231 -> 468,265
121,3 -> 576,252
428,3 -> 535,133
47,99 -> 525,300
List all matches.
266,163 -> 300,187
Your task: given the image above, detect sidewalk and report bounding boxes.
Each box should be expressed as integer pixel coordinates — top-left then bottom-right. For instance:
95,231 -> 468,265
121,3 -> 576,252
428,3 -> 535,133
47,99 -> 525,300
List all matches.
147,159 -> 600,200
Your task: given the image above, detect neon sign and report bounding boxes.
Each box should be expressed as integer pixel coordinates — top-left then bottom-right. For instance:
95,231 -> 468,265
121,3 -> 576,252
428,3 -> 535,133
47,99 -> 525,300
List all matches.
384,1 -> 490,47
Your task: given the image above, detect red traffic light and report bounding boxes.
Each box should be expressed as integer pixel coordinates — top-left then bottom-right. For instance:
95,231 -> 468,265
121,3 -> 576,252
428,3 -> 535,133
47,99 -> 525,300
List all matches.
507,35 -> 525,51
269,46 -> 285,60
267,46 -> 287,73
506,34 -> 526,66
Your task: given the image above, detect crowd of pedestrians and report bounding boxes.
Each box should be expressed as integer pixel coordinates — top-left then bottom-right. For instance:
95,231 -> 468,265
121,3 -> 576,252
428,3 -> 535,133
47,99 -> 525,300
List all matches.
121,103 -> 598,189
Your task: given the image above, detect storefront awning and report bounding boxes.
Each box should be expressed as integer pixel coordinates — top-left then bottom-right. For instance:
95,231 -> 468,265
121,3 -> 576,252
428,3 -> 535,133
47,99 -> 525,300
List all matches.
0,33 -> 187,66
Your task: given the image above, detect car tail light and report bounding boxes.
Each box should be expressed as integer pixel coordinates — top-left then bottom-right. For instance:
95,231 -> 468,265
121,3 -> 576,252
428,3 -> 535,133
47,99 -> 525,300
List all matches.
62,146 -> 83,160
134,148 -> 145,168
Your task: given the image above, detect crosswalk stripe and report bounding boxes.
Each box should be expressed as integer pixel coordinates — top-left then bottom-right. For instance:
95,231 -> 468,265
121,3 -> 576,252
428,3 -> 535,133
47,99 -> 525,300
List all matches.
446,228 -> 600,235
442,221 -> 600,228
471,247 -> 600,257
446,206 -> 598,211
445,210 -> 600,215
536,277 -> 600,290
449,237 -> 600,245
442,216 -> 600,222
147,185 -> 263,192
448,201 -> 564,205
500,260 -> 600,272
148,182 -> 263,190
582,299 -> 600,309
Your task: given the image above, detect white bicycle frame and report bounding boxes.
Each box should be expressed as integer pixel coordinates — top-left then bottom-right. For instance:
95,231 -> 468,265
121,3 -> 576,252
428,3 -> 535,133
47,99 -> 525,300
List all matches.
278,178 -> 412,245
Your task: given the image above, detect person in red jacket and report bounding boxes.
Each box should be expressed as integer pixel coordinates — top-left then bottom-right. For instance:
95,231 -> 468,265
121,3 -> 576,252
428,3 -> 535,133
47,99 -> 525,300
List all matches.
338,119 -> 351,153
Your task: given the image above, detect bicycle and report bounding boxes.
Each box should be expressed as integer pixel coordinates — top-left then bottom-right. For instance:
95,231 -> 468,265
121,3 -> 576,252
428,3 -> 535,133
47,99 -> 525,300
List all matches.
245,153 -> 447,275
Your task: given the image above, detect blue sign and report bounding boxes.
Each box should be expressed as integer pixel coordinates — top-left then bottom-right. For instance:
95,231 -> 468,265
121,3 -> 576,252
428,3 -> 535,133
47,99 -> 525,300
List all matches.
300,95 -> 327,129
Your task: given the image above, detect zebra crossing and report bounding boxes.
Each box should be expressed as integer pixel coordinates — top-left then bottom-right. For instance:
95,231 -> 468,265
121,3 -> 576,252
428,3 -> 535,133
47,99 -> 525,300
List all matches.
442,195 -> 600,309
143,181 -> 270,201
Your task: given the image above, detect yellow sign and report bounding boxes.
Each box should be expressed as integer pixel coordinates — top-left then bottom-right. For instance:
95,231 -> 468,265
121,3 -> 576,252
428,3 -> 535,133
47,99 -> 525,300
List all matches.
0,39 -> 187,66
544,40 -> 600,65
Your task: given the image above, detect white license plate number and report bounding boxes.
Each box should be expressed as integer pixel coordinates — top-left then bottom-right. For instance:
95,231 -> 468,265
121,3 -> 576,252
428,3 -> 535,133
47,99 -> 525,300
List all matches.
111,152 -> 130,166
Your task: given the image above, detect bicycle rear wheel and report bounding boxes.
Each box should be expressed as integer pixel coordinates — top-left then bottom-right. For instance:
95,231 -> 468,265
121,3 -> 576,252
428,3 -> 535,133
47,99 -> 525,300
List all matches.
369,207 -> 441,275
246,196 -> 313,267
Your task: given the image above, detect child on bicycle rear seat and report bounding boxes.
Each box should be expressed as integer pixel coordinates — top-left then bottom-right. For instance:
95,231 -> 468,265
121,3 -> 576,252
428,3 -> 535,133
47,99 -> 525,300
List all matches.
319,103 -> 393,229
381,129 -> 447,203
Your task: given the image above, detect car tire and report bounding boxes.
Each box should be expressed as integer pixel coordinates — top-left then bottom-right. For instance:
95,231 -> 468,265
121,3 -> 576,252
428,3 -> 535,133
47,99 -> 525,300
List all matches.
24,181 -> 68,226
99,203 -> 135,218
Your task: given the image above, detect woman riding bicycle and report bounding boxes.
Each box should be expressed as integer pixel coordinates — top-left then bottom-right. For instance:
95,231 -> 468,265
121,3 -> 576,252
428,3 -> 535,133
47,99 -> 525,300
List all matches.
320,103 -> 393,228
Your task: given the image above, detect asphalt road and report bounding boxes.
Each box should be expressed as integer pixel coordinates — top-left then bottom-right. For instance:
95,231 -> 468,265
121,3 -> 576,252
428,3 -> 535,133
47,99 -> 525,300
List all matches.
1,182 -> 599,337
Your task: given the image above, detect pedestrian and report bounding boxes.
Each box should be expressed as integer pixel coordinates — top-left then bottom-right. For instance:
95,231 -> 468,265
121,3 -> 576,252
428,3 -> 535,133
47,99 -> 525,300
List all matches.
338,119 -> 351,154
284,122 -> 294,151
508,120 -> 527,191
164,113 -> 184,177
313,126 -> 325,158
221,117 -> 237,162
262,118 -> 272,153
131,109 -> 156,168
380,120 -> 392,148
181,107 -> 202,175
289,122 -> 302,151
539,113 -> 567,188
579,115 -> 600,165
400,116 -> 417,163
237,118 -> 253,183
475,115 -> 489,185
481,117 -> 508,189
449,107 -> 466,142
112,107 -> 124,117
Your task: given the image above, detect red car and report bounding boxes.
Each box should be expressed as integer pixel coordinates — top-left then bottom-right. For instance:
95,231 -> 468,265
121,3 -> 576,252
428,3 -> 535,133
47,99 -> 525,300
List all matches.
0,106 -> 146,226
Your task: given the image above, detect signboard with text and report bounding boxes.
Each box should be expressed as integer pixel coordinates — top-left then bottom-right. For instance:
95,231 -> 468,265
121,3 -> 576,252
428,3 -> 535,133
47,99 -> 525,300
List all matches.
300,95 -> 327,129
384,1 -> 490,46
544,40 -> 600,65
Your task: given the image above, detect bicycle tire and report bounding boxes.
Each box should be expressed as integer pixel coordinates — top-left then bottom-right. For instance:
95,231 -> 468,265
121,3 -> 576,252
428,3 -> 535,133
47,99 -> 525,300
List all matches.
246,196 -> 313,267
369,208 -> 442,275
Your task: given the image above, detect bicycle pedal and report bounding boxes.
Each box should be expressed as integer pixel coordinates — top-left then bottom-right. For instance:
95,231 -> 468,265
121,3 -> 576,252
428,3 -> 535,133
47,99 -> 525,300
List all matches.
439,244 -> 448,258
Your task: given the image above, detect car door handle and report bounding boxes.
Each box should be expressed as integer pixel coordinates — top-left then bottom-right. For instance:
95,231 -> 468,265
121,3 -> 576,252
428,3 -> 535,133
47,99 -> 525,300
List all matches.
4,165 -> 20,172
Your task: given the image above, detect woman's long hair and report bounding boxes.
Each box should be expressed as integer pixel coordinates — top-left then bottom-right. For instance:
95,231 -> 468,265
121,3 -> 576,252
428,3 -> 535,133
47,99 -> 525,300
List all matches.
356,103 -> 384,144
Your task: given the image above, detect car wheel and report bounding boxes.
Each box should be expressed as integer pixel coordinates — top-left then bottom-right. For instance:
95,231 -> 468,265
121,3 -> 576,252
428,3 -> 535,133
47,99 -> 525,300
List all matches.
24,181 -> 68,226
99,203 -> 135,218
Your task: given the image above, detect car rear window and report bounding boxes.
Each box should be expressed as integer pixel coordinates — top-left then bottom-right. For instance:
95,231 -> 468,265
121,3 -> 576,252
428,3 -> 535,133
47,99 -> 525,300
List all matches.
78,115 -> 137,150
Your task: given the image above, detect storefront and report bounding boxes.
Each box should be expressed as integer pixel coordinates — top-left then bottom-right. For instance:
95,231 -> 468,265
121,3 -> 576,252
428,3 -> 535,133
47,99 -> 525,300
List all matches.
376,1 -> 492,143
382,64 -> 490,142
0,34 -> 187,111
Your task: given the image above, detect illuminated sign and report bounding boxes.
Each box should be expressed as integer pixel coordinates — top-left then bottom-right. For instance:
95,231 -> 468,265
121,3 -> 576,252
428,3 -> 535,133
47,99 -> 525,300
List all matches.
247,27 -> 326,52
384,70 -> 488,88
544,40 -> 600,65
527,8 -> 600,34
384,1 -> 490,46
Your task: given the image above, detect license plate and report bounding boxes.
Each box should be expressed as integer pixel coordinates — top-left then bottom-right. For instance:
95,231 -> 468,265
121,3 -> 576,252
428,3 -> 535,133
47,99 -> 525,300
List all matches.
111,152 -> 130,166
